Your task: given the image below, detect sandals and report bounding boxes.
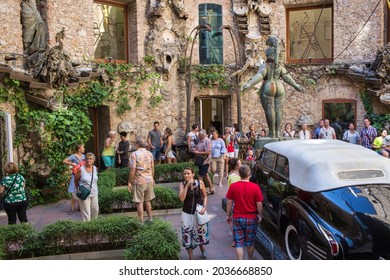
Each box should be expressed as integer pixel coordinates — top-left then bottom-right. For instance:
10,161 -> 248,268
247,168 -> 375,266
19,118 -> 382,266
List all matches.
207,191 -> 215,195
68,209 -> 74,215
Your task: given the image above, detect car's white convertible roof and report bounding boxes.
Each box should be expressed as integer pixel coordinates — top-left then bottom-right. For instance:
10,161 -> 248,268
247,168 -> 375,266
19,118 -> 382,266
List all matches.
264,139 -> 390,192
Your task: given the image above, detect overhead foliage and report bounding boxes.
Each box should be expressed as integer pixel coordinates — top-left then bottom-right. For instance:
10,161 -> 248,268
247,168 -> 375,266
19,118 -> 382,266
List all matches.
0,57 -> 164,204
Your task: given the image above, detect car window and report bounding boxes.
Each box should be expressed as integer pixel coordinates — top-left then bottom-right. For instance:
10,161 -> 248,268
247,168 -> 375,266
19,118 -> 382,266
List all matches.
275,155 -> 289,178
263,149 -> 276,169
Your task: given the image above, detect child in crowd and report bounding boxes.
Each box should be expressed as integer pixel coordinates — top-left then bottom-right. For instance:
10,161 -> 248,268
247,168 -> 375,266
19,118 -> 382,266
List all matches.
245,149 -> 255,161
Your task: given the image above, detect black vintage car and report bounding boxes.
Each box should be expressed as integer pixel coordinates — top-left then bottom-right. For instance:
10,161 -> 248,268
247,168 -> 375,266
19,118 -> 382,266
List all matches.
252,139 -> 390,260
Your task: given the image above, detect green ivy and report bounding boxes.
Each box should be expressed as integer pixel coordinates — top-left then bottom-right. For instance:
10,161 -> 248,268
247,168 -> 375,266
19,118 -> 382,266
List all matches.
359,88 -> 390,130
0,57 -> 165,205
192,64 -> 231,90
359,89 -> 374,115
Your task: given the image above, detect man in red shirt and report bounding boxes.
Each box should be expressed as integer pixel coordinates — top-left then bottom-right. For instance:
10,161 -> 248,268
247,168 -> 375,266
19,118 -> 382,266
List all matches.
226,165 -> 263,260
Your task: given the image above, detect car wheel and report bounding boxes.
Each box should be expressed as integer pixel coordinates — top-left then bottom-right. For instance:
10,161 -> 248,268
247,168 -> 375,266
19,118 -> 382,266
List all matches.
285,224 -> 302,260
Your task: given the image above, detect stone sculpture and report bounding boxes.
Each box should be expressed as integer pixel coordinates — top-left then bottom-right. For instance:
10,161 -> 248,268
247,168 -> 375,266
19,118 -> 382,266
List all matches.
242,36 -> 305,138
232,42 -> 264,77
21,0 -> 46,55
26,28 -> 75,88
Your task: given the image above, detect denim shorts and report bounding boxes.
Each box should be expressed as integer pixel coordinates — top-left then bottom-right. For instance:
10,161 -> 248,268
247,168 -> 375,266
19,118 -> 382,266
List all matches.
198,164 -> 210,176
150,149 -> 161,161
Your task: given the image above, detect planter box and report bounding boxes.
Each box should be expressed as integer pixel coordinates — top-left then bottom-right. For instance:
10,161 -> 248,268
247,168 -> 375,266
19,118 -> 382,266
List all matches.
24,249 -> 125,260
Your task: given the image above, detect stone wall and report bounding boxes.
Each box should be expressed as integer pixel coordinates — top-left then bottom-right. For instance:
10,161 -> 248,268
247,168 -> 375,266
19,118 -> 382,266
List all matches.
0,0 -> 388,150
46,0 -> 94,60
0,0 -> 23,55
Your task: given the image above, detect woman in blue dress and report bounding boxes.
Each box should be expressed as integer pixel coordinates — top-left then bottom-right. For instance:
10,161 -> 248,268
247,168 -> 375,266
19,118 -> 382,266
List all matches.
63,144 -> 85,215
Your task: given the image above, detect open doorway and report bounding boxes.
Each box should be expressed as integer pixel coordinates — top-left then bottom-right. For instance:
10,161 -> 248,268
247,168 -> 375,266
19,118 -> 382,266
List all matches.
195,97 -> 226,134
84,105 -> 111,169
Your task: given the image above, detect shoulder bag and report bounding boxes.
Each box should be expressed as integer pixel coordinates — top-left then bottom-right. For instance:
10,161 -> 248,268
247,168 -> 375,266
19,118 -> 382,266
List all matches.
196,203 -> 209,225
1,174 -> 18,203
192,180 -> 209,225
76,167 -> 94,200
194,155 -> 206,166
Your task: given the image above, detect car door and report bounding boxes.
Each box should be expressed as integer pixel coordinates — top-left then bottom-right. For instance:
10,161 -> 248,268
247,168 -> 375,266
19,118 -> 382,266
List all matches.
257,149 -> 276,224
266,154 -> 289,226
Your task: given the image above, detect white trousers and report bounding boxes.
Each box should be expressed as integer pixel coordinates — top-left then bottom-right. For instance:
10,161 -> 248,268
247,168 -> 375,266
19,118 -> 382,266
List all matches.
79,195 -> 99,221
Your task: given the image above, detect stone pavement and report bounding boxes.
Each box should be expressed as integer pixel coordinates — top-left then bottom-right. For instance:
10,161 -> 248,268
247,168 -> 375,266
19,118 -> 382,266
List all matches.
0,174 -> 263,260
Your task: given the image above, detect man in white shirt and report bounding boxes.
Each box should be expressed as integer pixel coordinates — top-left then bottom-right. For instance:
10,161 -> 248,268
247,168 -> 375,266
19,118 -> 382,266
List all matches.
319,119 -> 336,139
298,123 -> 312,140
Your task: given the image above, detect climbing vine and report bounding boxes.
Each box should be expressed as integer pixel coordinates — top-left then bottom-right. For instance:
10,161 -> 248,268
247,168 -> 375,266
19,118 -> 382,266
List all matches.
0,57 -> 165,204
191,64 -> 232,90
359,88 -> 390,130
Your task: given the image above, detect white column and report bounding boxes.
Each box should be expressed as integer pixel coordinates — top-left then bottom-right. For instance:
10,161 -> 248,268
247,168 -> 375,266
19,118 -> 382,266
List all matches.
5,112 -> 13,162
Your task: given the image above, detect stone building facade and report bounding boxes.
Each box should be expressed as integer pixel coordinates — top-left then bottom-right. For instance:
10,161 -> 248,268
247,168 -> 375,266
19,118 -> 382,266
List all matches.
0,0 -> 389,166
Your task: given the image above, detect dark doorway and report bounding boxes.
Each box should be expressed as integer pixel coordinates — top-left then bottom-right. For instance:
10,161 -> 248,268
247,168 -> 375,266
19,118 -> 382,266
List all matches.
0,113 -> 5,210
0,113 -> 5,178
84,106 -> 111,169
323,99 -> 356,132
387,3 -> 390,44
195,97 -> 226,134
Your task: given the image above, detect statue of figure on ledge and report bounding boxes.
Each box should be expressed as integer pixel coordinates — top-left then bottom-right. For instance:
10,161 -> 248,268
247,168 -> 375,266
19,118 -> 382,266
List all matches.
242,36 -> 305,138
21,0 -> 46,55
26,27 -> 76,88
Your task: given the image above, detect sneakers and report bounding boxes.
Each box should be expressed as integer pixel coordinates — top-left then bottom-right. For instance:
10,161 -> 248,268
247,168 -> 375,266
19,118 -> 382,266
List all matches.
201,250 -> 207,259
68,209 -> 74,215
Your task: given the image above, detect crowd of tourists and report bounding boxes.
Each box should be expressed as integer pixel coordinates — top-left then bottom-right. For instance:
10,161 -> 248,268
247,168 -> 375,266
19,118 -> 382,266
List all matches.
1,117 -> 388,260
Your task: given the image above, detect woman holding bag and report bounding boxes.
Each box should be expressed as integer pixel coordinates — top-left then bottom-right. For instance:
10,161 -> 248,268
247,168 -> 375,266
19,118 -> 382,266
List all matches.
74,152 -> 99,222
0,162 -> 29,225
178,167 -> 209,260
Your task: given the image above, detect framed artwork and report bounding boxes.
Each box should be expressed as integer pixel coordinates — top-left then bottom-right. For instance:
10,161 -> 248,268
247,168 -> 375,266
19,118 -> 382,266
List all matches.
325,21 -> 332,40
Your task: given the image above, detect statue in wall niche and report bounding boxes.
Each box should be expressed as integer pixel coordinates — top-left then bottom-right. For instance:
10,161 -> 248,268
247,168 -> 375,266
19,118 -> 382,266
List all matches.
232,42 -> 264,77
21,0 -> 47,55
242,36 -> 305,138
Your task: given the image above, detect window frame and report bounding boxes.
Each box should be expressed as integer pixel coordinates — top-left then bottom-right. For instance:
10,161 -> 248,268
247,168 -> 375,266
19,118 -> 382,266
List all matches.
286,4 -> 334,64
387,3 -> 390,44
93,0 -> 128,63
275,155 -> 289,179
198,3 -> 223,65
262,149 -> 277,169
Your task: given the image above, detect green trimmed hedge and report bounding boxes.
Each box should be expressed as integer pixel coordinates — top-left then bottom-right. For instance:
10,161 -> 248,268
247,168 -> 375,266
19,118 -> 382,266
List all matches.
125,219 -> 180,260
98,164 -> 189,214
115,162 -> 198,185
0,216 -> 179,260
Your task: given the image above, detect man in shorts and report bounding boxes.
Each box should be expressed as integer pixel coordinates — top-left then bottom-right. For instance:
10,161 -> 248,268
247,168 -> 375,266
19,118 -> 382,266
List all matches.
193,129 -> 214,194
128,137 -> 155,224
226,165 -> 263,260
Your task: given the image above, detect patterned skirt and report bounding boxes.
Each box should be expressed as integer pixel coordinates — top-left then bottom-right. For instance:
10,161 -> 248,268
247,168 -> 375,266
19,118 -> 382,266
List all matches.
181,211 -> 209,249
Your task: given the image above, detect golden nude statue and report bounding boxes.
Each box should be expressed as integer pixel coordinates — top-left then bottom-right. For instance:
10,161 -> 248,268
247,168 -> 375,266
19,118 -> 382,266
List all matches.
242,36 -> 305,138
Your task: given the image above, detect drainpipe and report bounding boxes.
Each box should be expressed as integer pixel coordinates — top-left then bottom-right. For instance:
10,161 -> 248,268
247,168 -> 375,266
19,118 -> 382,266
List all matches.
5,112 -> 13,162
